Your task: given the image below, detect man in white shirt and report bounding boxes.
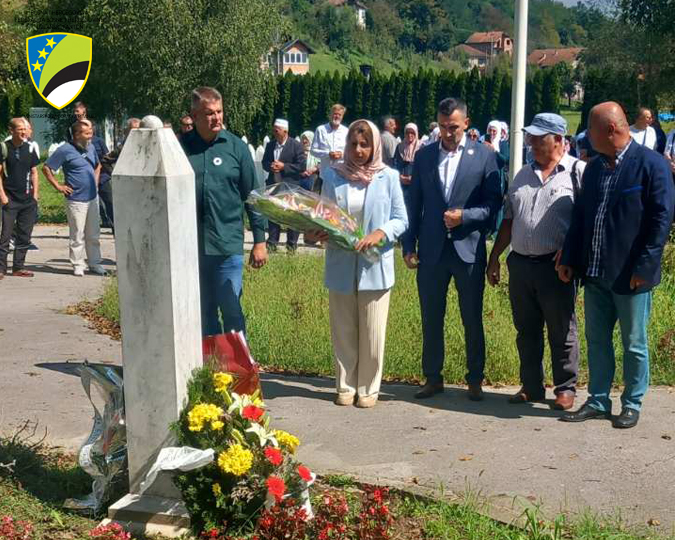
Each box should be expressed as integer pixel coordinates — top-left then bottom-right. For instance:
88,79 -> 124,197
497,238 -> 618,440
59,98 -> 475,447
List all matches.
310,104 -> 349,190
381,116 -> 398,167
629,107 -> 657,150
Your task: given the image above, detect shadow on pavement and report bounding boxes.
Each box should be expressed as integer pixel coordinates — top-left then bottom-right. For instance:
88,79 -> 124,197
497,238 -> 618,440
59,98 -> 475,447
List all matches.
261,373 -> 563,420
35,361 -> 119,377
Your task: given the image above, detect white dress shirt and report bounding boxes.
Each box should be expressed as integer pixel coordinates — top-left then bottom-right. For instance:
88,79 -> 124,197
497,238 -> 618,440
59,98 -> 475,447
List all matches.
310,122 -> 349,178
629,125 -> 657,150
273,137 -> 287,183
437,133 -> 467,202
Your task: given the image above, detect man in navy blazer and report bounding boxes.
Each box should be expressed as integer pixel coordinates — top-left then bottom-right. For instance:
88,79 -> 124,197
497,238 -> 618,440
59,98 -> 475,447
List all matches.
402,97 -> 502,401
558,102 -> 675,429
262,118 -> 306,252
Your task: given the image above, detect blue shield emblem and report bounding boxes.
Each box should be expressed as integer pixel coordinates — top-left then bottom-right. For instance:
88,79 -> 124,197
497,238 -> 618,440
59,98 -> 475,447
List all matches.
26,33 -> 92,109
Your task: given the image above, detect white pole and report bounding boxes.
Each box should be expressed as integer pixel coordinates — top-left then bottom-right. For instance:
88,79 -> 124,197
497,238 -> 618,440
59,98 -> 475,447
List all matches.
509,0 -> 529,181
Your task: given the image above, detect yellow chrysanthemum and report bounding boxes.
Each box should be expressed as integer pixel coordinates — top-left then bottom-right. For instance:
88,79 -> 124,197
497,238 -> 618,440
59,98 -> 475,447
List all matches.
212,483 -> 222,497
253,396 -> 265,407
213,372 -> 234,394
187,403 -> 224,432
211,420 -> 225,431
218,443 -> 253,476
274,430 -> 300,453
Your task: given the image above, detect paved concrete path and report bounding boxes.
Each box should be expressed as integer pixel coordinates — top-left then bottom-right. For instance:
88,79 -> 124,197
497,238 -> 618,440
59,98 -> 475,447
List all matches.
1,225 -> 674,534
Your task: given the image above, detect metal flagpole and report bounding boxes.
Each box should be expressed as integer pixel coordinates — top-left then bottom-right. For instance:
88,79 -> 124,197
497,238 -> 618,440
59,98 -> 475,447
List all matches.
509,0 -> 529,181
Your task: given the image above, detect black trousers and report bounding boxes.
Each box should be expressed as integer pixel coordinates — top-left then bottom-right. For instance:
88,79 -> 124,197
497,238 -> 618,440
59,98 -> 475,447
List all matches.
0,198 -> 38,273
507,252 -> 579,394
99,180 -> 114,231
267,222 -> 299,248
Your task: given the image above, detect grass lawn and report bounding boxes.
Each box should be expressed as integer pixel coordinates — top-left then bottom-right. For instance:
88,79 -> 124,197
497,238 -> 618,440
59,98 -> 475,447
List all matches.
1,433 -> 671,540
97,244 -> 675,387
37,169 -> 68,224
559,105 -> 581,134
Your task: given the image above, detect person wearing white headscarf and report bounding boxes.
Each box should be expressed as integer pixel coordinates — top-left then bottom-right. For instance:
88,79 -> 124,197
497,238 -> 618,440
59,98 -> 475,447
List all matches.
486,120 -> 502,153
394,123 -> 423,191
306,120 -> 408,409
483,120 -> 510,173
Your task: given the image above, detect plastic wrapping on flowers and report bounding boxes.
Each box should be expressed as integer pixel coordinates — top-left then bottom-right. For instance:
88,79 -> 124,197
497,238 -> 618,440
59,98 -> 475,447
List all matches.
247,182 -> 382,263
170,364 -> 314,535
64,363 -> 128,514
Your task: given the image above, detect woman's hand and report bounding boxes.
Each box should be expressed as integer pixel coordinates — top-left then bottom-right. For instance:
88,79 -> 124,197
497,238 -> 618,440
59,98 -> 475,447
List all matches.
305,229 -> 329,243
355,229 -> 385,252
400,174 -> 412,185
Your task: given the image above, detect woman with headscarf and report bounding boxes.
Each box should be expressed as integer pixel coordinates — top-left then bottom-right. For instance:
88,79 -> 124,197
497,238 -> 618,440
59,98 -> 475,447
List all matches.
299,130 -> 321,192
394,123 -> 423,191
483,120 -> 510,233
306,120 -> 408,409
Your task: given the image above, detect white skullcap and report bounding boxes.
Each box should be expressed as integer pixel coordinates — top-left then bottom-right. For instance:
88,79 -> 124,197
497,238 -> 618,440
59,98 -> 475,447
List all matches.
274,118 -> 289,130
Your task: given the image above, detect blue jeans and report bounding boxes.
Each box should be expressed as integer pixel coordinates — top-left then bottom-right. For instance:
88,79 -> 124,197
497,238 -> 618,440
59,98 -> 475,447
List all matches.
199,254 -> 245,336
584,277 -> 652,412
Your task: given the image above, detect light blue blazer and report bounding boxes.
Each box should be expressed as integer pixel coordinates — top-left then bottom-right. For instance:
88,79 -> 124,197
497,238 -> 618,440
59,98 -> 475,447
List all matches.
321,166 -> 409,294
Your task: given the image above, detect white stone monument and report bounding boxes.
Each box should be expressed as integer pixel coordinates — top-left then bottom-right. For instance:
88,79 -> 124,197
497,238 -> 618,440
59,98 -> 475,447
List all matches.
103,115 -> 202,537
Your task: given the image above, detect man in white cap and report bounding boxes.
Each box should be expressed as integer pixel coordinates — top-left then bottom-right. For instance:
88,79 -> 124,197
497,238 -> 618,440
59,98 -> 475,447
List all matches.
487,112 -> 584,411
262,118 -> 306,253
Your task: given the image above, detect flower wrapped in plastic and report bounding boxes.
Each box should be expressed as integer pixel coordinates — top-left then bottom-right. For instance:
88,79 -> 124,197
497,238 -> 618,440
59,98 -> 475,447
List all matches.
247,182 -> 382,262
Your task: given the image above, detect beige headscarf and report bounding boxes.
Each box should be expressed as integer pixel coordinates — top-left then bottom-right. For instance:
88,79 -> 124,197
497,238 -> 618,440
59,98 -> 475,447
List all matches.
333,119 -> 386,185
401,123 -> 423,162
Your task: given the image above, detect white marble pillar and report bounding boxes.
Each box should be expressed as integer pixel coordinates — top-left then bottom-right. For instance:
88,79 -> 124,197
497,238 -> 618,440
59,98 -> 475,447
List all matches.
105,115 -> 202,537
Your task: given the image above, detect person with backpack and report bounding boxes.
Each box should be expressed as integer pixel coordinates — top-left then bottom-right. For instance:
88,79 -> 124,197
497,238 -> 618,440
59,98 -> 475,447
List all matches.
0,118 -> 40,279
486,113 -> 585,411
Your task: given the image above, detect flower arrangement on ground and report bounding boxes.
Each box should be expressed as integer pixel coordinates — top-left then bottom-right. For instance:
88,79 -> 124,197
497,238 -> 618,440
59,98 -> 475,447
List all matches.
171,365 -> 313,535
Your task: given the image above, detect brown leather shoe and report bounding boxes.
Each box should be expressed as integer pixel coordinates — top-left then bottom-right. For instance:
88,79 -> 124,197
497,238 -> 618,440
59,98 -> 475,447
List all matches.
12,269 -> 34,277
467,383 -> 484,401
414,382 -> 444,399
553,391 -> 575,411
508,387 -> 545,404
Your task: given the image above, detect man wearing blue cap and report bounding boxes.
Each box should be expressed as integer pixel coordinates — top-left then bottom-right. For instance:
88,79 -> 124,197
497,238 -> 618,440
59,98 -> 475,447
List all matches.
487,113 -> 585,410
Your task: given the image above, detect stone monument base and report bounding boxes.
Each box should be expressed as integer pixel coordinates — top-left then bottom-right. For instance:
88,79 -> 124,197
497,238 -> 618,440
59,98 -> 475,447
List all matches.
104,493 -> 191,538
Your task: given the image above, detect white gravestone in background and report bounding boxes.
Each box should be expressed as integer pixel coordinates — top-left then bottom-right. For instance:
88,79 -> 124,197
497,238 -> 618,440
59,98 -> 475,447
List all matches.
103,115 -> 202,537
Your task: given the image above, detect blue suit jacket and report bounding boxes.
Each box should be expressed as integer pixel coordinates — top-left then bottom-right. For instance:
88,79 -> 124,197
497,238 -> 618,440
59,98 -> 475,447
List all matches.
561,141 -> 675,294
322,166 -> 409,294
401,138 -> 502,265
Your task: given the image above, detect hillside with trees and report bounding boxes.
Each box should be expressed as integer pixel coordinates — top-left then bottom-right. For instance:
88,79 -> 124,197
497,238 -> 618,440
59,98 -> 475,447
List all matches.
282,0 -> 597,73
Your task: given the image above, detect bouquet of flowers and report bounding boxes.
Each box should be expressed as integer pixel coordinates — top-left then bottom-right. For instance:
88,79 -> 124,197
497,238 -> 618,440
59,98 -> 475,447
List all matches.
170,365 -> 314,535
247,182 -> 382,263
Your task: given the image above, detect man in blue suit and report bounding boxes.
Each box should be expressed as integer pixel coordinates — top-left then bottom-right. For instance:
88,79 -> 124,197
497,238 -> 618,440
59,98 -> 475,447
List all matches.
402,97 -> 502,401
558,102 -> 675,429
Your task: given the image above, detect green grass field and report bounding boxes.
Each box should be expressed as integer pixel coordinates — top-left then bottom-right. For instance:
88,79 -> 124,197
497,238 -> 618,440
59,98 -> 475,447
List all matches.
98,244 -> 675,387
37,169 -> 68,223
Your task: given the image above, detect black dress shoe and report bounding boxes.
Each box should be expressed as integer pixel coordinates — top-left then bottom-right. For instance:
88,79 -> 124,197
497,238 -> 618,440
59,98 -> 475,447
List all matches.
467,383 -> 484,401
414,382 -> 444,399
560,403 -> 611,423
613,407 -> 640,429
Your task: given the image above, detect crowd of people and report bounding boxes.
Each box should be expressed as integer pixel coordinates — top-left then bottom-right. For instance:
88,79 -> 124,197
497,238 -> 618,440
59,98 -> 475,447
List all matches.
1,89 -> 674,429
180,87 -> 674,428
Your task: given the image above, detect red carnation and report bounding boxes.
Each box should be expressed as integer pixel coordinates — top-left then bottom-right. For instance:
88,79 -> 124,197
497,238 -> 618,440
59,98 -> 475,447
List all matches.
264,447 -> 284,466
242,405 -> 265,422
297,465 -> 312,482
266,475 -> 286,502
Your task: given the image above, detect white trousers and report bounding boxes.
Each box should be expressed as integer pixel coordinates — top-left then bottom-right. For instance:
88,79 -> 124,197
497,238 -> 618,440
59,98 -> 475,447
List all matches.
329,289 -> 391,398
66,198 -> 102,271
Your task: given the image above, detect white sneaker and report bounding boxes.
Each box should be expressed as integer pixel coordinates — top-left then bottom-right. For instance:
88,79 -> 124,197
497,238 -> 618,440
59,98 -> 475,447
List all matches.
74,268 -> 85,277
